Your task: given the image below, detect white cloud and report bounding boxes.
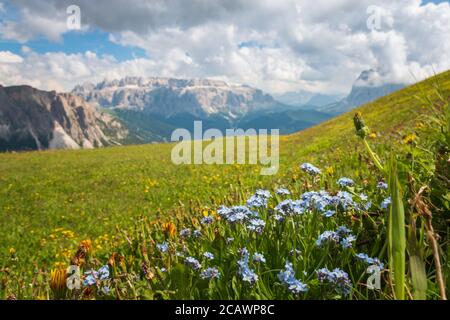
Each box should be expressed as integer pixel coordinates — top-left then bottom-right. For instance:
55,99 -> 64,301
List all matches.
0,7 -> 67,42
1,0 -> 450,94
0,51 -> 24,63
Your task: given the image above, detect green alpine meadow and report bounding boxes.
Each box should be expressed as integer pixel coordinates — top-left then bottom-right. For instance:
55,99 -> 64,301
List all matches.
1,69 -> 449,300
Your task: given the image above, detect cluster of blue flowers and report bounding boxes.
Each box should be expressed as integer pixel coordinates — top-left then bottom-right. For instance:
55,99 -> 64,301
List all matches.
317,267 -> 352,296
274,199 -> 305,216
278,261 -> 308,295
377,181 -> 388,190
246,189 -> 271,208
337,177 -> 354,187
84,265 -> 110,286
274,189 -> 369,220
380,197 -> 391,209
252,252 -> 266,264
193,229 -> 202,238
218,202 -> 266,235
355,253 -> 385,269
300,163 -> 321,175
201,215 -> 214,225
237,248 -> 258,285
316,226 -> 356,249
218,205 -> 257,223
276,188 -> 291,196
179,228 -> 191,238
185,257 -> 202,271
185,254 -> 221,281
157,242 -> 169,253
247,218 -> 266,234
177,165 -> 390,298
200,267 -> 221,280
203,252 -> 215,260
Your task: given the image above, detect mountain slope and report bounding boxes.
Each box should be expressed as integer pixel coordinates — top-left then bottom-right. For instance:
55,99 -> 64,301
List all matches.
0,85 -> 128,151
286,70 -> 449,164
319,69 -> 405,114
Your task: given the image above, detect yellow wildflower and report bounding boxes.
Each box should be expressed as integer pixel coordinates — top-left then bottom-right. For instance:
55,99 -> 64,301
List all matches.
162,222 -> 177,238
415,122 -> 425,129
62,248 -> 72,259
79,240 -> 92,253
61,230 -> 75,238
403,133 -> 417,145
50,268 -> 67,298
54,261 -> 67,269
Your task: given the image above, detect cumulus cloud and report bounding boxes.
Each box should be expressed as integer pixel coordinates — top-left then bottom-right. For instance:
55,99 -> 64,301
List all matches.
0,5 -> 68,42
0,0 -> 450,94
0,51 -> 23,63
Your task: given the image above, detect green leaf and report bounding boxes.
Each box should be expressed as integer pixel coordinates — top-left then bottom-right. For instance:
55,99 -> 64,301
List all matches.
170,263 -> 190,299
388,159 -> 406,300
408,237 -> 427,300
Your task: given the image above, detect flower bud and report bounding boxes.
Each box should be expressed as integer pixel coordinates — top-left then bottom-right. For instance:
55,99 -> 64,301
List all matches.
354,112 -> 370,139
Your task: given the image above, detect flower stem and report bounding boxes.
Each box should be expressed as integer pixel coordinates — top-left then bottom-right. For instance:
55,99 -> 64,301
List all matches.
363,139 -> 385,173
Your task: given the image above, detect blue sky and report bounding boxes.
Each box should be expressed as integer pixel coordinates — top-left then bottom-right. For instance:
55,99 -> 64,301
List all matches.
1,0 -> 450,94
1,31 -> 148,62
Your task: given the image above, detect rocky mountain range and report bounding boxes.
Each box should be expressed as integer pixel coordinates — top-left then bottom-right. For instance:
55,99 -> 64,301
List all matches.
0,85 -> 128,151
72,77 -> 332,138
73,77 -> 283,119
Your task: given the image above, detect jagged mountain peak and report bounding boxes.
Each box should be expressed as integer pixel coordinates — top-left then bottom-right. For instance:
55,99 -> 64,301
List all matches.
318,69 -> 405,114
354,68 -> 390,88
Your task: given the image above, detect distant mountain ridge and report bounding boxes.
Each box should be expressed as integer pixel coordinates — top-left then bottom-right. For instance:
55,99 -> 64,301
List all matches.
0,85 -> 128,151
73,76 -> 332,139
73,77 -> 283,119
274,90 -> 341,109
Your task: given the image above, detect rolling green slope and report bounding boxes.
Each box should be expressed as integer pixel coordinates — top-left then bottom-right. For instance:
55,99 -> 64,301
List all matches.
0,70 -> 449,293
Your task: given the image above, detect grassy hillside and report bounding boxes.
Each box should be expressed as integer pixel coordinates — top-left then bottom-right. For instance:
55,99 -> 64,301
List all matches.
0,70 -> 449,299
